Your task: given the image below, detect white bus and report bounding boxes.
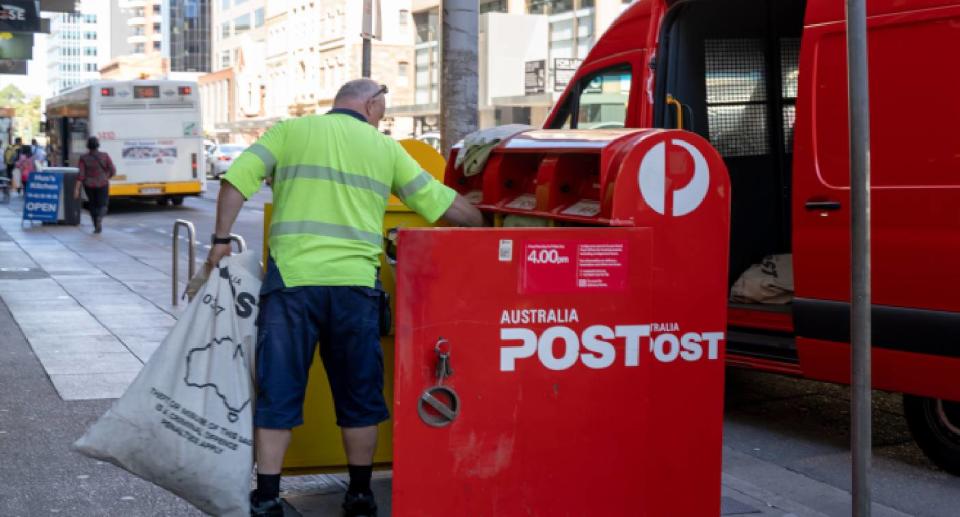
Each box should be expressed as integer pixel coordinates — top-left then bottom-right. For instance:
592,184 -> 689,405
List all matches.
45,79 -> 205,205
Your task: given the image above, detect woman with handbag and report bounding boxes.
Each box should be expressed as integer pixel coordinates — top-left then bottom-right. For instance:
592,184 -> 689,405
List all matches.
73,137 -> 116,234
15,146 -> 35,196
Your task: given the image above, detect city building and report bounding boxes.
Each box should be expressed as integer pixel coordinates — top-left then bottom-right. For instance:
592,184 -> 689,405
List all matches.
391,0 -> 635,134
199,0 -> 635,143
168,0 -> 212,73
46,1 -> 113,95
201,0 -> 417,143
101,0 -> 169,80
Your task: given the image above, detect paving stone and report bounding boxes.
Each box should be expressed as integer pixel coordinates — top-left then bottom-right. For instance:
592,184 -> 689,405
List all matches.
48,371 -> 140,400
34,350 -> 143,375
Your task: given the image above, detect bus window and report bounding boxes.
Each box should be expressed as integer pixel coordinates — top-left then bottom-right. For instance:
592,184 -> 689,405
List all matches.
575,65 -> 631,129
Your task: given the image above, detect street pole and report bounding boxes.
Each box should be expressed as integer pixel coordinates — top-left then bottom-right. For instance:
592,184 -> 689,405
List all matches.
440,0 -> 479,158
846,0 -> 872,515
361,0 -> 373,78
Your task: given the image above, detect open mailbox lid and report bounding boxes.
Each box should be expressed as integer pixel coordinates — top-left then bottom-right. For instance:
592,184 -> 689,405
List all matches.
446,128 -> 713,225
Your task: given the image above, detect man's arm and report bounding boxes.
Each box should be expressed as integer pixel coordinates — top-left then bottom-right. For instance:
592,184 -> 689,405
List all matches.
439,194 -> 484,227
205,180 -> 246,266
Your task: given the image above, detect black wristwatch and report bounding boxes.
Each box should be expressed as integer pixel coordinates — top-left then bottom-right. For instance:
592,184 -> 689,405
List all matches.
211,234 -> 232,245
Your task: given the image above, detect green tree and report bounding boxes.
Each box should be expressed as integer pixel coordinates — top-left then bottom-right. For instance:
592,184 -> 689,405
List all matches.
0,84 -> 41,140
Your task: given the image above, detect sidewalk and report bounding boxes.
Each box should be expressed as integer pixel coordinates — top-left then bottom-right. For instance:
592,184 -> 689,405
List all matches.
0,201 -> 914,516
0,203 -> 182,401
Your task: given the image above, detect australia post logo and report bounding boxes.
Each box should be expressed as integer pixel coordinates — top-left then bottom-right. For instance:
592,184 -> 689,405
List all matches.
638,138 -> 709,216
499,308 -> 723,371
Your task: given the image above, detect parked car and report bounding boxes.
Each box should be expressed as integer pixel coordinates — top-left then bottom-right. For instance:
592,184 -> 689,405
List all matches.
210,143 -> 245,178
416,131 -> 441,152
204,140 -> 218,178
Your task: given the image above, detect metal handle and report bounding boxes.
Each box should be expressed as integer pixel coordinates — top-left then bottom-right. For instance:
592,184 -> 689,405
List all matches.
228,233 -> 247,253
172,219 -> 197,306
805,200 -> 842,211
666,94 -> 684,129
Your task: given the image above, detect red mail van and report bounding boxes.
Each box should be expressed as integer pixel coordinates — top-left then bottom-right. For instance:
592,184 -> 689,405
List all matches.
541,0 -> 960,473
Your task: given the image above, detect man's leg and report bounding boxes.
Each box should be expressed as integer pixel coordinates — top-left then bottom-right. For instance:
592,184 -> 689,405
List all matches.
341,425 -> 378,465
255,427 -> 292,474
251,286 -> 321,515
342,425 -> 378,499
322,286 -> 390,515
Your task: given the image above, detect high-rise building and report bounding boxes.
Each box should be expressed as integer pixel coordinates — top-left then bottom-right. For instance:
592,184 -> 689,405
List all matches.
169,0 -> 212,73
120,0 -> 165,56
46,1 -> 112,95
393,0 -> 634,133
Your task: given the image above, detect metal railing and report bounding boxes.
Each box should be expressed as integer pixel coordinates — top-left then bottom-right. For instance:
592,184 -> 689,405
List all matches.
172,220 -> 248,306
172,219 -> 196,306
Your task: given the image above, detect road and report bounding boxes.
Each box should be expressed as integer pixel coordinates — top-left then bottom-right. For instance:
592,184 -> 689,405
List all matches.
1,183 -> 958,515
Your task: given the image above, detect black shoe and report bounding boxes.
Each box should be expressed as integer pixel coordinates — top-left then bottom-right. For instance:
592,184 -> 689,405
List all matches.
250,490 -> 284,517
342,490 -> 378,517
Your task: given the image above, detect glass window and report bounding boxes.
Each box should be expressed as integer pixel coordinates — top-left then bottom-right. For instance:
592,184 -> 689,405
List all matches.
255,8 -> 265,28
235,14 -> 250,34
413,9 -> 439,44
153,22 -> 161,32
480,0 -> 507,13
221,50 -> 231,68
153,4 -> 161,15
704,38 -> 769,157
399,9 -> 409,27
221,21 -> 231,38
527,0 -> 593,14
153,40 -> 161,51
134,43 -> 146,54
554,64 -> 631,129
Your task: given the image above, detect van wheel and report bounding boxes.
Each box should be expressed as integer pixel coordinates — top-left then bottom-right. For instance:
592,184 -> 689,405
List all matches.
171,196 -> 184,206
903,394 -> 960,475
156,197 -> 169,206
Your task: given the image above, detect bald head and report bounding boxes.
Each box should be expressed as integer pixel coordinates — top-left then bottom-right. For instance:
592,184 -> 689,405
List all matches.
333,78 -> 387,128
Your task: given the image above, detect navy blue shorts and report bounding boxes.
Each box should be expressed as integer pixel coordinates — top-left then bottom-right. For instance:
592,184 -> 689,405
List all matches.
254,285 -> 390,429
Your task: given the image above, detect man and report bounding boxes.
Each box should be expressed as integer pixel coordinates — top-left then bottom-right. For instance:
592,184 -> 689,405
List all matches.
30,139 -> 47,168
2,137 -> 22,202
206,79 -> 483,517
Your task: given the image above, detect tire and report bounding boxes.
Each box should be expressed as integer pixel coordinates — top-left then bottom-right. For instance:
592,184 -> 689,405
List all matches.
156,197 -> 169,206
903,394 -> 960,475
171,196 -> 184,206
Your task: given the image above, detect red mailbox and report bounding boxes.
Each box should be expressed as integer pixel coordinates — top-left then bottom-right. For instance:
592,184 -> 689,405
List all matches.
393,129 -> 731,516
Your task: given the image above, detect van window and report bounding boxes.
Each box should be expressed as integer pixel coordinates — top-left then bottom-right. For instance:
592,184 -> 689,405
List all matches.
705,38 -> 769,157
575,65 -> 631,129
550,64 -> 631,129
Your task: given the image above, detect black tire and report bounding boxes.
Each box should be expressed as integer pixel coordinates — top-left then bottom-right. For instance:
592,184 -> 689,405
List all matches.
171,196 -> 184,206
903,394 -> 960,475
156,197 -> 169,206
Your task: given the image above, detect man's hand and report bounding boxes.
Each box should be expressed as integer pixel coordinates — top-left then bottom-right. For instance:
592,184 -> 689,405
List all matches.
205,242 -> 233,269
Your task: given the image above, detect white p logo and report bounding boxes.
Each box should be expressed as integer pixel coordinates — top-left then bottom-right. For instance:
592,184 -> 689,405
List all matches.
638,139 -> 709,216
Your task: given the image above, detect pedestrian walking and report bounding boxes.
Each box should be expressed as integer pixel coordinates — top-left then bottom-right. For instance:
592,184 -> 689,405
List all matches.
73,136 -> 116,234
15,146 -> 35,195
206,78 -> 483,517
2,137 -> 23,202
30,139 -> 47,168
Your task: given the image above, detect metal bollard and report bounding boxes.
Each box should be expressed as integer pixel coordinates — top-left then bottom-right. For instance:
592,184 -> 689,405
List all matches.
228,233 -> 247,253
172,219 -> 197,306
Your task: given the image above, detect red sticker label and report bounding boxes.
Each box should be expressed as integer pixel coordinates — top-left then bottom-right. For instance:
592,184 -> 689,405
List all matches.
521,241 -> 627,293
